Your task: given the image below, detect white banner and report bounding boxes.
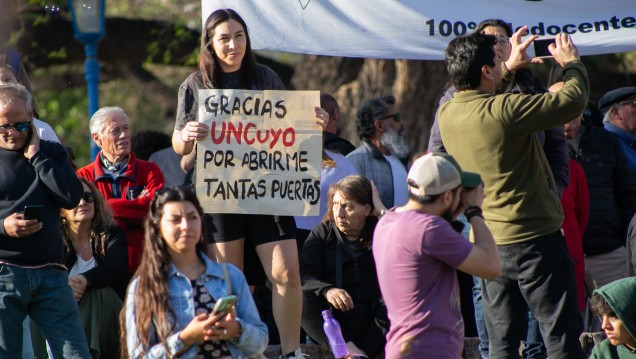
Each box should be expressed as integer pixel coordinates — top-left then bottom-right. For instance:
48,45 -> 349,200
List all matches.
195,89 -> 322,216
202,0 -> 636,60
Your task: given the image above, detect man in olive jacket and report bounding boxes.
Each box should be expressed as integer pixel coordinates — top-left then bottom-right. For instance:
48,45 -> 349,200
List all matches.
438,32 -> 588,358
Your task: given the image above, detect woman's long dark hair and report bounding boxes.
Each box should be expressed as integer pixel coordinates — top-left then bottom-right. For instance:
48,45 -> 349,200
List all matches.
323,175 -> 378,248
119,186 -> 207,358
61,178 -> 115,259
199,8 -> 257,89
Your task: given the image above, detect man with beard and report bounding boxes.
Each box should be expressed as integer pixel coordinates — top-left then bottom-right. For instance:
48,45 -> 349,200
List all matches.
373,152 -> 500,358
347,95 -> 410,208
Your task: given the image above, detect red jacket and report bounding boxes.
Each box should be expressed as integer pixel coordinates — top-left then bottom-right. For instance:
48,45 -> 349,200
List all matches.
560,159 -> 589,311
77,152 -> 164,272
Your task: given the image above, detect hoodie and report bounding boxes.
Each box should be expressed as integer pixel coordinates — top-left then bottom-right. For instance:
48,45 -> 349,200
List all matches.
590,277 -> 636,358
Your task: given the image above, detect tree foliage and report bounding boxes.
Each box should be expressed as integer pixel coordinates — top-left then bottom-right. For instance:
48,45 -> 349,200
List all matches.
3,0 -> 636,165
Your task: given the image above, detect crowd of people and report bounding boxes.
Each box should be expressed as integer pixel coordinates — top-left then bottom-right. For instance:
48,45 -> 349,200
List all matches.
0,7 -> 635,359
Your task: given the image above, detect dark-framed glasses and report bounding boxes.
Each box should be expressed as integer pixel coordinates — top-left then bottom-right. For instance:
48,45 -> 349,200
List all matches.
619,100 -> 636,107
0,121 -> 30,134
82,191 -> 94,204
378,113 -> 401,123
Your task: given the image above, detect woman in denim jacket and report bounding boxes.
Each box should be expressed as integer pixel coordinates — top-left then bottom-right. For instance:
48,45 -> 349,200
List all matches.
121,186 -> 268,358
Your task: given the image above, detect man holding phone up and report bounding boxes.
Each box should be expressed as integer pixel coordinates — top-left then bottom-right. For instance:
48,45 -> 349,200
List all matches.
0,83 -> 90,357
439,33 -> 588,358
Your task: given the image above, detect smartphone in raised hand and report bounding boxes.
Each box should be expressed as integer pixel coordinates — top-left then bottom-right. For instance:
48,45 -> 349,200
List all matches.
533,38 -> 555,58
211,295 -> 237,316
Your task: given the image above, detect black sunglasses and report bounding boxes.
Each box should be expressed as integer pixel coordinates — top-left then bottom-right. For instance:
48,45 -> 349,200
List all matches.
378,113 -> 401,123
81,191 -> 94,204
0,121 -> 30,133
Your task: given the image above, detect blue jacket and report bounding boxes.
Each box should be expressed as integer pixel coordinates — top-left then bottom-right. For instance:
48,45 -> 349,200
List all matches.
604,122 -> 636,178
124,253 -> 268,358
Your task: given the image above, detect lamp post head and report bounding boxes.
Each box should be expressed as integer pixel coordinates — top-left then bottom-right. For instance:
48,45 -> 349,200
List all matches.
69,0 -> 105,44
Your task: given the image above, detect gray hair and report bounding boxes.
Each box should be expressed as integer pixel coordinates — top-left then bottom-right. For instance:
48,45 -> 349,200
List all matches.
0,83 -> 33,114
603,104 -> 621,124
89,106 -> 127,135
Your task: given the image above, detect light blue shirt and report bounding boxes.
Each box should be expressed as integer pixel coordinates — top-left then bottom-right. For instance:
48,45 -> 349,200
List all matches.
124,253 -> 268,358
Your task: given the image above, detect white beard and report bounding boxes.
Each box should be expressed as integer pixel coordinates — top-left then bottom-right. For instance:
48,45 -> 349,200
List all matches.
380,125 -> 409,159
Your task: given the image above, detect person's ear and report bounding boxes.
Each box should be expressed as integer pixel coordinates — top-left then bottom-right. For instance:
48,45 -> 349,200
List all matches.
610,106 -> 621,121
442,190 -> 452,205
91,133 -> 101,147
481,65 -> 493,80
364,204 -> 372,217
374,119 -> 385,133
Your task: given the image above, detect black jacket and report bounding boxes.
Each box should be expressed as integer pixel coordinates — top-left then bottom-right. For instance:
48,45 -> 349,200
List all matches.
571,124 -> 636,255
64,225 -> 130,298
299,221 -> 381,306
323,132 -> 356,156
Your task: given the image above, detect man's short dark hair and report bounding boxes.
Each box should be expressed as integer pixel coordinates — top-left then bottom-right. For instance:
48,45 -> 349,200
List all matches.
407,181 -> 461,205
445,33 -> 497,91
475,19 -> 512,37
590,293 -> 617,318
355,97 -> 387,141
320,92 -> 339,116
131,130 -> 172,161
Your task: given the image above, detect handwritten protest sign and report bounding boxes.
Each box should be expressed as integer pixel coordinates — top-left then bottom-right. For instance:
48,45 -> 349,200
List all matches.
195,89 -> 322,216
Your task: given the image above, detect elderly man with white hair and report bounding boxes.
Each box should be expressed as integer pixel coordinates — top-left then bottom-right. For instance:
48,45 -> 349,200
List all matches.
77,106 -> 164,272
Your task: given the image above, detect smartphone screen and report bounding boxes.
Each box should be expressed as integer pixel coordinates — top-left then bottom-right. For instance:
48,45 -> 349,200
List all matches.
23,205 -> 43,220
212,295 -> 237,315
533,38 -> 555,58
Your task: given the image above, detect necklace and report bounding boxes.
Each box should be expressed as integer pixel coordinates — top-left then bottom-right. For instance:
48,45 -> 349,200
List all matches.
74,240 -> 91,259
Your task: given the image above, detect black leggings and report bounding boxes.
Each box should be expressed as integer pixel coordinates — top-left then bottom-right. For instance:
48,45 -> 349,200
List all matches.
301,291 -> 386,358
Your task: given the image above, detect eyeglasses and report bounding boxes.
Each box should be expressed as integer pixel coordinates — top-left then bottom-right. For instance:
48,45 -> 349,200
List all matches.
0,121 -> 30,134
619,100 -> 636,107
378,113 -> 401,123
495,37 -> 510,46
81,191 -> 94,204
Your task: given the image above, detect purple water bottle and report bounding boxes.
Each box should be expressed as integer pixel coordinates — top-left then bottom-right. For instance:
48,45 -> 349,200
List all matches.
322,309 -> 349,358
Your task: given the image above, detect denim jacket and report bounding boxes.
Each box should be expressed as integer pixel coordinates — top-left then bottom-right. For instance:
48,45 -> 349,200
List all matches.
125,253 -> 268,358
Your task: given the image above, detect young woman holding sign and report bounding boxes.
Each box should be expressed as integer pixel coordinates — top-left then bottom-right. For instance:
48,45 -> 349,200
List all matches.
172,9 -> 328,359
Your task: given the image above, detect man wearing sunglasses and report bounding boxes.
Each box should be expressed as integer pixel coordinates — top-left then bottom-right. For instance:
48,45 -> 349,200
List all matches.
347,95 -> 410,208
0,83 -> 90,357
599,87 -> 636,178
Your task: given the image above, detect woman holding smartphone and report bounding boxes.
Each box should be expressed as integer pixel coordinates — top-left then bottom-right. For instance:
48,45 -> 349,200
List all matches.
120,186 -> 267,358
172,9 -> 328,359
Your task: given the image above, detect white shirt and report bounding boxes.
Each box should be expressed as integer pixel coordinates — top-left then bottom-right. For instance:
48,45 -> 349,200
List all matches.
384,154 -> 408,206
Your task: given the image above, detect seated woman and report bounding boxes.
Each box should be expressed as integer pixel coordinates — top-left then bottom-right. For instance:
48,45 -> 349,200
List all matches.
32,178 -> 129,358
300,175 -> 387,359
121,186 -> 268,358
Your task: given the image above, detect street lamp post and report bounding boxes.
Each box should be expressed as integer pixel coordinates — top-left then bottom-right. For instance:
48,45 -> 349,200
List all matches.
68,0 -> 105,160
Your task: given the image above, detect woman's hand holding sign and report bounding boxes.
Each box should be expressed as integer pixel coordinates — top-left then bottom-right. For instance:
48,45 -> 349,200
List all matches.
180,121 -> 210,143
314,106 -> 329,130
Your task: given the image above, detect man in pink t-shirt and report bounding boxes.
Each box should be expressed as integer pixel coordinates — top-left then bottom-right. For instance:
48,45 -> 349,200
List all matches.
373,153 -> 501,358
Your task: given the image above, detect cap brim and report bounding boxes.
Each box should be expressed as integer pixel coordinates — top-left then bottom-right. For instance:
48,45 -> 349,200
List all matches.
461,172 -> 482,188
